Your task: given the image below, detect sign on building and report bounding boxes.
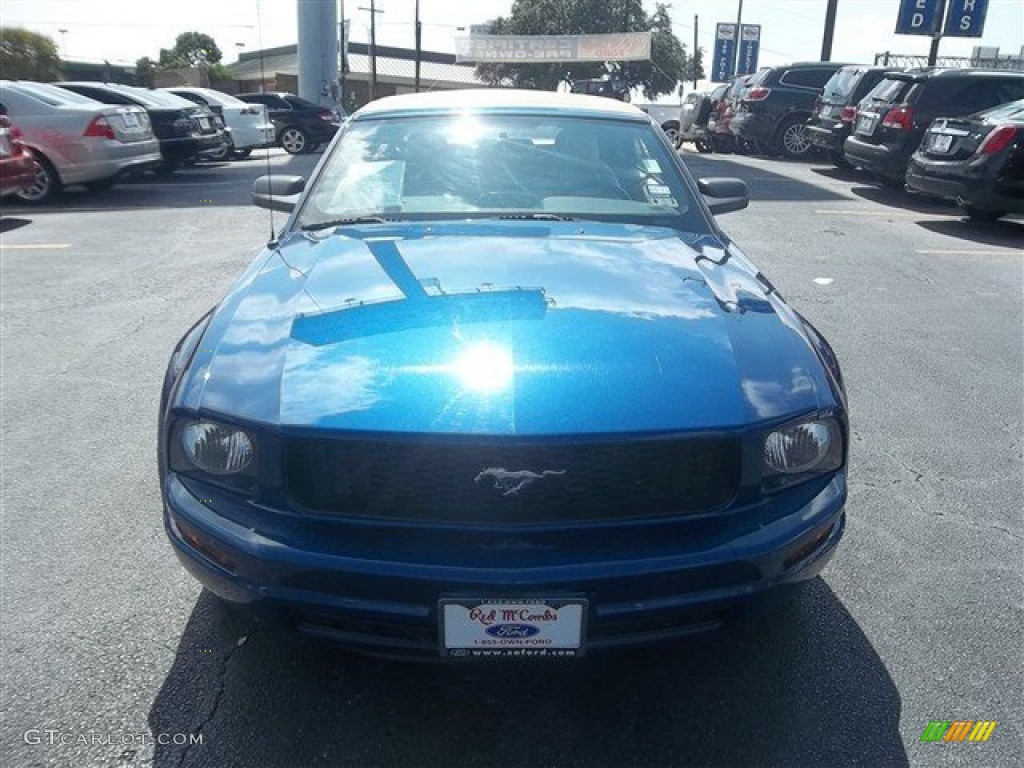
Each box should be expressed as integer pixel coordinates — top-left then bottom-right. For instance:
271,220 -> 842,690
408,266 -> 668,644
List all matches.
455,32 -> 652,63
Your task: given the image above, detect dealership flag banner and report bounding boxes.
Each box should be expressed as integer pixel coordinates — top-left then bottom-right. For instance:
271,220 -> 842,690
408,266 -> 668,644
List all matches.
455,32 -> 652,63
737,24 -> 761,76
711,23 -> 737,82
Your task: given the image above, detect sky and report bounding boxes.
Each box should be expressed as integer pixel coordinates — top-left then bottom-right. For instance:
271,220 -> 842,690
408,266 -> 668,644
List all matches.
3,0 -> 1022,89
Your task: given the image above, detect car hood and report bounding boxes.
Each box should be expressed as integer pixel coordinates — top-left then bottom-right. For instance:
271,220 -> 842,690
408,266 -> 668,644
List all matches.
181,221 -> 832,435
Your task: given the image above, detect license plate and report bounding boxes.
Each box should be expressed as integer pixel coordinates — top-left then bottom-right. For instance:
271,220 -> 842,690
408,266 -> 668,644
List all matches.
440,599 -> 586,658
856,113 -> 878,135
121,112 -> 139,129
820,104 -> 834,118
931,134 -> 953,153
198,117 -> 210,130
0,134 -> 12,157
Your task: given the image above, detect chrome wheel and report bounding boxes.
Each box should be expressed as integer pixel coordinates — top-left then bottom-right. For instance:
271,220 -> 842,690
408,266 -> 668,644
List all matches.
16,154 -> 59,203
280,127 -> 308,154
780,122 -> 812,157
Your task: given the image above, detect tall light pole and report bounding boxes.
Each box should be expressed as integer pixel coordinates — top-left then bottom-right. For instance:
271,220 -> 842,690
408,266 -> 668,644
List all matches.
58,28 -> 68,59
359,1 -> 383,101
414,0 -> 422,93
821,0 -> 838,61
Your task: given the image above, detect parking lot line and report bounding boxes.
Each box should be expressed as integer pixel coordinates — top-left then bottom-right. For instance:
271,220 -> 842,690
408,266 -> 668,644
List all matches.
0,243 -> 71,250
814,209 -> 920,217
916,249 -> 1021,256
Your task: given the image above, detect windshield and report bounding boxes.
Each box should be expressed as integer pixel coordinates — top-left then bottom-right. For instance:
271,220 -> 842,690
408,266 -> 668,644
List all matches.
822,68 -> 862,102
296,113 -> 696,230
977,98 -> 1024,120
863,78 -> 908,105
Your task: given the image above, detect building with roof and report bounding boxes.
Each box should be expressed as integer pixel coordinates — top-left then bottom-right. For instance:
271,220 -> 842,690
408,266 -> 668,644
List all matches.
226,42 -> 488,108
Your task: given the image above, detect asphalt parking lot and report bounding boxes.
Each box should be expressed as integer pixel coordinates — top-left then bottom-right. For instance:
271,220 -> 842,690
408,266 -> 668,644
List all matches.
2,148 -> 1021,768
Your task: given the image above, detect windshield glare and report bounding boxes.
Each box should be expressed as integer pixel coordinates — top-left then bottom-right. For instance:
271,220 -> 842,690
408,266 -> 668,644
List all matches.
296,114 -> 694,229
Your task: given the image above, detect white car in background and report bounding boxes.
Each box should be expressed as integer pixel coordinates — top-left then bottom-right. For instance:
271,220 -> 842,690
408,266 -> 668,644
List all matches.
0,80 -> 161,202
164,87 -> 276,159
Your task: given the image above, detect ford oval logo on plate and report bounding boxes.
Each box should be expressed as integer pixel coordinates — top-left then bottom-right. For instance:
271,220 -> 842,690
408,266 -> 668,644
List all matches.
485,623 -> 541,639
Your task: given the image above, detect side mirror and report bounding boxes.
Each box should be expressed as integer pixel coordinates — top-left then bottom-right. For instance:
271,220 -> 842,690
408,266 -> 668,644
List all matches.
252,175 -> 306,213
698,177 -> 749,215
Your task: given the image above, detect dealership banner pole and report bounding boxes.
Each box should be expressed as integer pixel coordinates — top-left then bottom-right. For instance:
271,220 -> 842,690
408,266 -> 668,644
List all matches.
732,0 -> 743,82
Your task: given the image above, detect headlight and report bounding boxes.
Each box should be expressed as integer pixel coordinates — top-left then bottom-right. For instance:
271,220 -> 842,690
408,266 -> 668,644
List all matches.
181,421 -> 254,475
763,417 -> 843,487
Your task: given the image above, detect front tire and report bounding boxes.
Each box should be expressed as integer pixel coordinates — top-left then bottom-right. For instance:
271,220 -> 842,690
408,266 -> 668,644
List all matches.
829,150 -> 852,169
777,116 -> 814,158
279,126 -> 309,155
661,122 -> 680,147
15,151 -> 61,204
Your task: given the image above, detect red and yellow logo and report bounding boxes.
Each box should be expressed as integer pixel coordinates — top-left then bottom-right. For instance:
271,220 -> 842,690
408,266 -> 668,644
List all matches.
920,721 -> 997,742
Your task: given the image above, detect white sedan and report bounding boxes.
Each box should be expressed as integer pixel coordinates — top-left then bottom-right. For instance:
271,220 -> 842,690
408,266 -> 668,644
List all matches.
164,87 -> 276,159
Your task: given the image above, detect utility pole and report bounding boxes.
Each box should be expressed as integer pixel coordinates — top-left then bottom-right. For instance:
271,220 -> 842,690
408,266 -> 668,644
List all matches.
338,0 -> 345,107
414,0 -> 422,92
821,0 -> 838,61
359,1 -> 383,101
693,16 -> 699,90
731,0 -> 743,81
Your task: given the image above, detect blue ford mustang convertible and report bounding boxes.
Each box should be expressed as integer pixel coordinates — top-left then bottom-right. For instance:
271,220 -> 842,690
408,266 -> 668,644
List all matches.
159,90 -> 848,658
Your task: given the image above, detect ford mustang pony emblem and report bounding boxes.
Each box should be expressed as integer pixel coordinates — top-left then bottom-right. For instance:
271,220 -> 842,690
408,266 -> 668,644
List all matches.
475,467 -> 567,497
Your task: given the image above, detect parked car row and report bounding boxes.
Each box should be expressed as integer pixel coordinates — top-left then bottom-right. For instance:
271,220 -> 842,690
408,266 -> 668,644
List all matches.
677,64 -> 1024,221
0,80 -> 344,204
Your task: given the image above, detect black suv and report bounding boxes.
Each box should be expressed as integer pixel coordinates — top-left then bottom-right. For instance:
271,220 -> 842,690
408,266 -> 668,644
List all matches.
843,68 -> 1024,185
806,65 -> 898,168
236,92 -> 340,154
730,61 -> 849,157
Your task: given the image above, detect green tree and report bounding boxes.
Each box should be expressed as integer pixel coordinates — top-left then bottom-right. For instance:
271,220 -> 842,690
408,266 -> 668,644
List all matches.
158,31 -> 222,68
475,1 -> 691,100
135,56 -> 156,87
0,27 -> 61,81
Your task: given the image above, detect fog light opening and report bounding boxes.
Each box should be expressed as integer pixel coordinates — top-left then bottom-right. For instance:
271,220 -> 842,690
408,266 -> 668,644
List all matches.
174,516 -> 238,573
783,523 -> 834,570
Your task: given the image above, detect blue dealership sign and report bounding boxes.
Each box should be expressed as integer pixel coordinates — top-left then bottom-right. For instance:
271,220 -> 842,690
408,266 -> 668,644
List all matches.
737,25 -> 761,76
895,0 -> 942,35
712,23 -> 737,82
942,0 -> 989,37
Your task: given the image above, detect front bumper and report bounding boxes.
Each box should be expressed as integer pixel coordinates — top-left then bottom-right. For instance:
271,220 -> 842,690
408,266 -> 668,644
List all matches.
164,471 -> 847,658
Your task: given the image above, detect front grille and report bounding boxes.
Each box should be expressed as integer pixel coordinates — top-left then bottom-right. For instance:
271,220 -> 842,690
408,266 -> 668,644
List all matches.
284,435 -> 740,524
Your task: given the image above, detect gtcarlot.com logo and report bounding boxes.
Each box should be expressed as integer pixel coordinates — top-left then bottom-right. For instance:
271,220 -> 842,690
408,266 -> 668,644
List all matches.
23,730 -> 203,747
920,721 -> 997,743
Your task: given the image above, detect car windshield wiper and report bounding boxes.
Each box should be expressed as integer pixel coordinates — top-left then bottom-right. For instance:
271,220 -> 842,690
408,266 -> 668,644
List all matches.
301,216 -> 391,231
493,213 -> 579,221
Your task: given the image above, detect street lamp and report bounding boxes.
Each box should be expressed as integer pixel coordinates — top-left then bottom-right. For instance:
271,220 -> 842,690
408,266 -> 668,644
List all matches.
58,29 -> 68,59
